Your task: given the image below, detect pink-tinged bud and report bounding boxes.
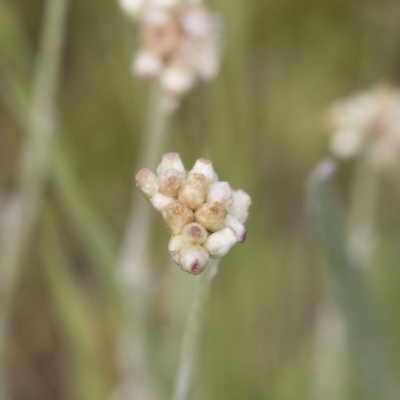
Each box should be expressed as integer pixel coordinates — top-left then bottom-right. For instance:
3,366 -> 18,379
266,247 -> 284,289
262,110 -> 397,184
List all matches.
194,201 -> 227,232
224,214 -> 247,243
182,223 -> 208,244
150,193 -> 174,211
162,200 -> 194,234
161,64 -> 196,98
204,227 -> 237,258
206,181 -> 233,209
178,173 -> 207,210
189,158 -> 218,184
132,51 -> 163,79
135,168 -> 158,199
157,153 -> 186,175
168,235 -> 186,264
179,244 -> 209,275
228,190 -> 251,223
157,169 -> 184,197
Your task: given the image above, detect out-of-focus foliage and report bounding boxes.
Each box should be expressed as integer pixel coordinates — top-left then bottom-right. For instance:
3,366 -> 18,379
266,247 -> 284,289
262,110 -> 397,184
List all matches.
1,0 -> 400,399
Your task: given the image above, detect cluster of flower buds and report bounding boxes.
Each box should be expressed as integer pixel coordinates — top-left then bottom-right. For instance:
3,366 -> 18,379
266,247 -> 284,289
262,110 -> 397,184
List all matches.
135,153 -> 251,275
119,0 -> 221,98
327,85 -> 400,168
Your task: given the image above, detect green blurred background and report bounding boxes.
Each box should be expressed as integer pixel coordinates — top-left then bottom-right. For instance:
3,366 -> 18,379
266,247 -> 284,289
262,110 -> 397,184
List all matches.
1,0 -> 400,399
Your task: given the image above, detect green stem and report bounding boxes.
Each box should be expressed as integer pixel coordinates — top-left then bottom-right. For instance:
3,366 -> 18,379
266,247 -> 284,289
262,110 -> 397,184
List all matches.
0,0 -> 69,396
172,260 -> 220,400
312,296 -> 346,400
115,85 -> 177,398
308,159 -> 400,400
312,155 -> 381,400
51,142 -> 121,316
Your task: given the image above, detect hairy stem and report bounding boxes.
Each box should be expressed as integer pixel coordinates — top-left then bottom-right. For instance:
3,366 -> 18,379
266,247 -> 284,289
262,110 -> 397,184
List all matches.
172,260 -> 220,400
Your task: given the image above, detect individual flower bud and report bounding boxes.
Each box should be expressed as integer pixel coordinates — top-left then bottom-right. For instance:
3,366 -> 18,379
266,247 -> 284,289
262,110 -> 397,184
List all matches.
132,50 -> 163,79
182,222 -> 208,244
181,6 -> 212,37
157,152 -> 186,175
206,181 -> 233,209
228,190 -> 251,223
178,173 -> 207,210
204,227 -> 237,258
152,0 -> 180,9
161,64 -> 196,98
168,235 -> 186,264
162,200 -> 194,234
224,214 -> 247,243
194,201 -> 226,232
150,193 -> 174,211
330,129 -> 363,158
189,158 -> 218,184
135,168 -> 158,199
118,0 -> 146,19
179,244 -> 209,275
157,169 -> 184,197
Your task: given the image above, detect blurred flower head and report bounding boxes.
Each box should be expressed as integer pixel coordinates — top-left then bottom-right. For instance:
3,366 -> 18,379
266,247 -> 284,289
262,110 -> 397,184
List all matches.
326,85 -> 400,168
119,0 -> 222,98
135,153 -> 251,275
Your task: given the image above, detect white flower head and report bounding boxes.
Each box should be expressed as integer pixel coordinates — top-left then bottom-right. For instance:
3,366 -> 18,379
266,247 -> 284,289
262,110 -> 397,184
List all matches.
327,85 -> 400,168
121,1 -> 222,98
136,153 -> 251,275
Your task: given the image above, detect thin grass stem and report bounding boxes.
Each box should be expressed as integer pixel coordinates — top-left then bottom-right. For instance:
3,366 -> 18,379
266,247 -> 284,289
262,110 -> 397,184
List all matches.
0,67 -> 122,324
0,0 -> 69,396
41,208 -> 110,400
